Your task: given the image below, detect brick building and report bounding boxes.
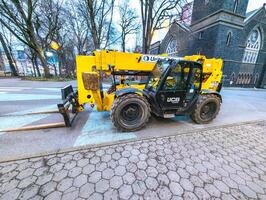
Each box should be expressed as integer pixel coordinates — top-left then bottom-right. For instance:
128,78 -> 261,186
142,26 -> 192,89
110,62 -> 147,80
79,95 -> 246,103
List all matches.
150,0 -> 266,88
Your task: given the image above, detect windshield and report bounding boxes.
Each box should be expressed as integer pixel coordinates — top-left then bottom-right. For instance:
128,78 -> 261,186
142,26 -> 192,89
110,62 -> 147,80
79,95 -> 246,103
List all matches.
146,60 -> 171,91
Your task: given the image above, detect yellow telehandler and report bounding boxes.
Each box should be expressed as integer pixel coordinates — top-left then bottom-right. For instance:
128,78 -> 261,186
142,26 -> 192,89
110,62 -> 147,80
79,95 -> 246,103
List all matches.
58,50 -> 223,131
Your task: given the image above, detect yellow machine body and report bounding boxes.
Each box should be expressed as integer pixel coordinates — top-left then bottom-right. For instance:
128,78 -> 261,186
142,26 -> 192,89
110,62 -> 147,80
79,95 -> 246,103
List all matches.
76,50 -> 223,112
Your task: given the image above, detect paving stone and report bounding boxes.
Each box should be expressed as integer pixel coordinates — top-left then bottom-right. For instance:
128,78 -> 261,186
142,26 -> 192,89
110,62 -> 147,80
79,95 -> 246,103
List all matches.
36,173 -> 53,185
0,179 -> 19,193
114,165 -> 126,176
95,162 -> 107,171
167,170 -> 180,182
79,183 -> 95,198
89,192 -> 103,200
57,178 -> 73,192
146,166 -> 158,177
82,164 -> 95,174
239,184 -> 257,199
18,175 -> 37,188
146,177 -> 159,190
102,168 -> 115,179
68,166 -> 82,177
144,190 -> 160,200
16,168 -> 35,180
44,191 -> 62,200
157,173 -> 170,185
62,190 -> 79,200
246,181 -> 264,194
183,191 -> 199,200
64,160 -> 76,170
190,175 -> 204,187
18,185 -> 39,200
88,171 -> 101,183
119,184 -> 133,199
132,180 -> 147,195
180,178 -> 194,192
135,170 -> 147,181
194,187 -> 211,200
204,184 -> 221,198
52,169 -> 68,182
0,188 -> 21,200
123,172 -> 135,184
110,176 -> 123,189
137,161 -> 148,170
39,181 -> 57,196
73,174 -> 87,187
95,179 -> 109,193
103,188 -> 119,200
158,186 -> 172,200
169,182 -> 184,196
177,168 -> 190,179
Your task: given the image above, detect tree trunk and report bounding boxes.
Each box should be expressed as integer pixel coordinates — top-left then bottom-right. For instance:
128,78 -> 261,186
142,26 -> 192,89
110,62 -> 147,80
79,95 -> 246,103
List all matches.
35,48 -> 50,77
34,56 -> 41,77
0,33 -> 18,76
87,0 -> 100,49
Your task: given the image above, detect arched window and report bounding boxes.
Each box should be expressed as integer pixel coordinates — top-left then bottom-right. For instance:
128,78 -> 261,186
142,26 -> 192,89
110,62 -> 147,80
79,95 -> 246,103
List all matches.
226,32 -> 232,46
242,28 -> 262,64
254,73 -> 259,85
230,72 -> 235,84
233,0 -> 238,13
166,39 -> 178,56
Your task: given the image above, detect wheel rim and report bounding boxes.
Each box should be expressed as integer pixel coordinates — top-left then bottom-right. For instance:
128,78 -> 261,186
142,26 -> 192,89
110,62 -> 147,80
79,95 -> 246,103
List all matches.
200,102 -> 217,121
120,103 -> 143,126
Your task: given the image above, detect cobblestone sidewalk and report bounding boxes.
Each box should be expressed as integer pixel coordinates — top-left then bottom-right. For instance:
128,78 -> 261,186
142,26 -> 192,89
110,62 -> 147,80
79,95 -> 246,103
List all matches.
1,122 -> 266,200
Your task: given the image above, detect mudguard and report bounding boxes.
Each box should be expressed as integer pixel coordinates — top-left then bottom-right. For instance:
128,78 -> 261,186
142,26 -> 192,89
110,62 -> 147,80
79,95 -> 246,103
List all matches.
201,89 -> 222,102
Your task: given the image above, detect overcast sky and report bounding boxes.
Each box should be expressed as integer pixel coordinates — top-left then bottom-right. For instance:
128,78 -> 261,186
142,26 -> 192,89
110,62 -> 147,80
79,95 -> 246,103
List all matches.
247,0 -> 266,11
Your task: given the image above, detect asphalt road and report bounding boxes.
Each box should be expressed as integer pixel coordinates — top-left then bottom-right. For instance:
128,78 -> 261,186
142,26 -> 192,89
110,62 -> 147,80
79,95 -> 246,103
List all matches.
1,78 -> 266,161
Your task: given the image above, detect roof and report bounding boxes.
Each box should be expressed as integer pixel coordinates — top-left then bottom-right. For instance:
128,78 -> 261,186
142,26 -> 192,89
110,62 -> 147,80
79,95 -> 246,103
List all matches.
245,4 -> 266,23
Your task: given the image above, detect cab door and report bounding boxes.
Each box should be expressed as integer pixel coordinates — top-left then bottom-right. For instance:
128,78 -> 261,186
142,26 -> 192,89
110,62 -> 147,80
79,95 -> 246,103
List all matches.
156,61 -> 191,111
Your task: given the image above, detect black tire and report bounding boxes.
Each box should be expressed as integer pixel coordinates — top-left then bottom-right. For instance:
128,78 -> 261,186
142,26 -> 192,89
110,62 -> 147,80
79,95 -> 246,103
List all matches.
110,93 -> 151,132
190,94 -> 221,124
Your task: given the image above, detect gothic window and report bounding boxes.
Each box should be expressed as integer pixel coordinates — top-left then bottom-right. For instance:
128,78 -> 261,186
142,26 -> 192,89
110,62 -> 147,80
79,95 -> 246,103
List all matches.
233,0 -> 238,13
199,32 -> 203,40
166,39 -> 178,56
254,73 -> 259,85
242,28 -> 262,64
230,72 -> 235,84
226,32 -> 232,46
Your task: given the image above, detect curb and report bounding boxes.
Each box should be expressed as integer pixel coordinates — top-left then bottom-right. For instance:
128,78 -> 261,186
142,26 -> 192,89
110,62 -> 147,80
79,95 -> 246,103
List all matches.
0,120 -> 265,163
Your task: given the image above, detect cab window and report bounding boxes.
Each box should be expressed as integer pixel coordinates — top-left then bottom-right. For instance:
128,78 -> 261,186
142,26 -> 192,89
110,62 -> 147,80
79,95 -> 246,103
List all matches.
162,62 -> 191,91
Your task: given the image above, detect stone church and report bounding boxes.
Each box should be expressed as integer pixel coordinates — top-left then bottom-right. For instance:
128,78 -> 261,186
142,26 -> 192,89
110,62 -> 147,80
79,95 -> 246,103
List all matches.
150,0 -> 266,88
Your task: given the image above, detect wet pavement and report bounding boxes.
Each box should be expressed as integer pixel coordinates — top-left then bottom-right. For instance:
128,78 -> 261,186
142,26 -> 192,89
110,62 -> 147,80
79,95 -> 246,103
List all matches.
1,78 -> 266,161
1,122 -> 266,200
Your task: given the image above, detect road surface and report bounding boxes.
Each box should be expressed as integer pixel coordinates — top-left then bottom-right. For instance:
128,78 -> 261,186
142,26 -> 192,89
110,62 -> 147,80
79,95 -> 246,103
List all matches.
0,78 -> 266,161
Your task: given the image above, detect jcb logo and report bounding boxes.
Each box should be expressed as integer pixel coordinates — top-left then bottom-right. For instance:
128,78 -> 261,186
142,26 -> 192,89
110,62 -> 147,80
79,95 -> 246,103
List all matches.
167,97 -> 180,104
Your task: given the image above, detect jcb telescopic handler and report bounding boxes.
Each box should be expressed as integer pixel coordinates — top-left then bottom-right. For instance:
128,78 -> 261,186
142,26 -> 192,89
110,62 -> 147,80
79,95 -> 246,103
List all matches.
58,50 -> 223,132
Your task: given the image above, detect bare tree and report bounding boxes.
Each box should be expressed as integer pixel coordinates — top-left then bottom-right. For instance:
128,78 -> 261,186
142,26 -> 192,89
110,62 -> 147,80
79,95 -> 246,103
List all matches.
79,0 -> 116,49
0,0 -> 52,77
119,2 -> 140,52
140,0 -> 183,53
0,26 -> 18,76
63,1 -> 92,55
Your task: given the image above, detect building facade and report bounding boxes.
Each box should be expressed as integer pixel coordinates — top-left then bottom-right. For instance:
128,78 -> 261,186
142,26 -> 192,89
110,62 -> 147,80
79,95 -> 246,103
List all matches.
150,0 -> 266,88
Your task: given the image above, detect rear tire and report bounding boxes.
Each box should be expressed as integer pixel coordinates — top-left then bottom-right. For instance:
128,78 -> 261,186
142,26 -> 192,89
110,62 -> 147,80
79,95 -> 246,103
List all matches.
110,93 -> 151,132
190,94 -> 221,124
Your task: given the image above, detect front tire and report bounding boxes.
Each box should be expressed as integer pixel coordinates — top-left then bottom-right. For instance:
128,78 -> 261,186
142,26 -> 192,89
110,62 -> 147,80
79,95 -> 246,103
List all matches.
110,94 -> 151,132
190,94 -> 221,124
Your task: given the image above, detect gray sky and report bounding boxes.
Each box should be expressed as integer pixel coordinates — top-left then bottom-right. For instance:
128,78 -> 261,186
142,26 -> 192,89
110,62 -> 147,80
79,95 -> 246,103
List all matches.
247,0 -> 266,12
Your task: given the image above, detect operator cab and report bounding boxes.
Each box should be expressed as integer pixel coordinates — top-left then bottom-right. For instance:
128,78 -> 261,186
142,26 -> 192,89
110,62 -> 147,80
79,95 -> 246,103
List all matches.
145,59 -> 203,118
